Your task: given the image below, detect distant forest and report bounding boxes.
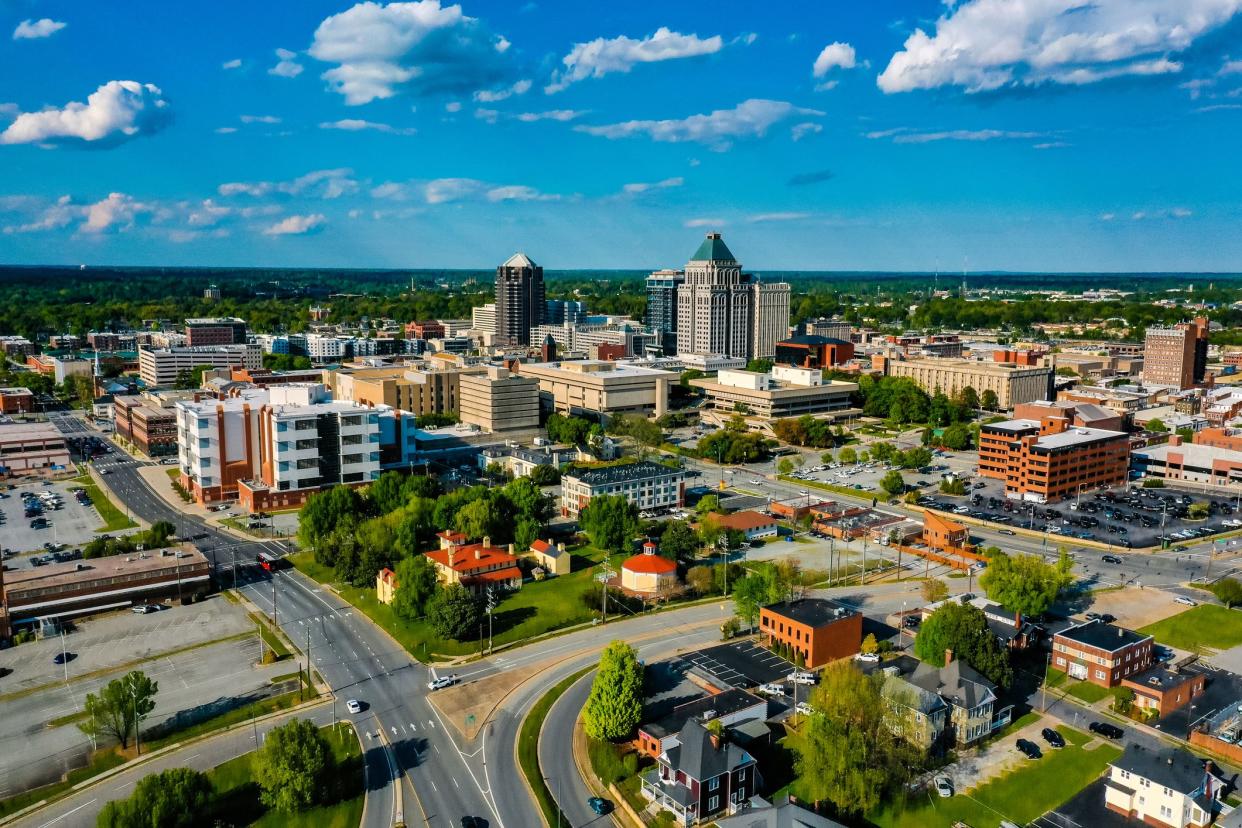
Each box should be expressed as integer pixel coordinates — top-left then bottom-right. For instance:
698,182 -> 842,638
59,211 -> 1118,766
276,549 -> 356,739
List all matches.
3,265 -> 1242,344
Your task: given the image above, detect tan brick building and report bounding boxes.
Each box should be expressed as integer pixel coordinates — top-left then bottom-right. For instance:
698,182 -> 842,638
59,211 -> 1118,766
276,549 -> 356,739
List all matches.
978,416 -> 1129,502
884,356 -> 1053,410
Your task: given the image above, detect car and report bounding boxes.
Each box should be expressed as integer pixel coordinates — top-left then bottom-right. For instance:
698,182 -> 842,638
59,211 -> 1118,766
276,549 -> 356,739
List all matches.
798,490 -> 809,497
428,674 -> 457,691
998,528 -> 1016,535
586,797 -> 613,816
1041,728 -> 1065,749
903,614 -> 921,628
460,817 -> 488,828
131,605 -> 154,614
1089,721 -> 1124,739
52,652 -> 71,665
934,776 -> 954,798
757,682 -> 786,696
1175,596 -> 1197,606
345,699 -> 362,714
789,671 -> 817,685
1102,554 -> 1122,564
854,652 -> 880,663
795,702 -> 815,716
1085,612 -> 1101,621
1099,613 -> 1116,624
1015,738 -> 1042,759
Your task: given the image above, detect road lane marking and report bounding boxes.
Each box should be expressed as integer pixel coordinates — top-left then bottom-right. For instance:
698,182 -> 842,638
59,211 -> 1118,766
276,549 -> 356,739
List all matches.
36,797 -> 96,827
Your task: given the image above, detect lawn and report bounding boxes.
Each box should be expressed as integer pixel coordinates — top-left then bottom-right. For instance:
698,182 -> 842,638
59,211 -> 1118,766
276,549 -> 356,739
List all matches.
70,475 -> 136,532
1139,604 -> 1242,652
870,726 -> 1120,828
0,750 -> 126,819
1044,668 -> 1117,704
289,544 -> 613,660
206,722 -> 363,828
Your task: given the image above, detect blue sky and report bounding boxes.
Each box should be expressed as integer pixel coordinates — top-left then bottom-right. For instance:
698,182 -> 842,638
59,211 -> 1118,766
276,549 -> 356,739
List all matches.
2,0 -> 1242,272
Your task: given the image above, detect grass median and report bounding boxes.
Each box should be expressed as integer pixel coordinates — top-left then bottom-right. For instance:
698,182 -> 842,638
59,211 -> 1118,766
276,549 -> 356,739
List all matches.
519,666 -> 593,827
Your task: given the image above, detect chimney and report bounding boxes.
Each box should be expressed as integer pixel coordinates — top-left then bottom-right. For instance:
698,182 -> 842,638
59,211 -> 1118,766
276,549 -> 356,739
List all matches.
557,542 -> 565,553
944,648 -> 954,665
475,548 -> 483,560
1169,434 -> 1183,447
483,535 -> 491,548
1118,627 -> 1123,638
508,543 -> 515,555
448,548 -> 456,568
709,733 -> 722,750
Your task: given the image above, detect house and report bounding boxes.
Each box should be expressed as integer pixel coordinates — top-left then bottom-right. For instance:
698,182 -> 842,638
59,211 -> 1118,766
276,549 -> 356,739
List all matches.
642,717 -> 759,826
525,539 -> 571,577
921,511 -> 969,552
376,567 -> 397,605
1053,620 -> 1154,688
424,531 -> 522,595
713,799 -> 846,828
1122,666 -> 1206,717
904,655 -> 998,747
620,541 -> 679,595
759,598 -> 862,669
710,510 -> 779,540
1106,743 -> 1223,828
879,666 -> 950,751
637,688 -> 768,759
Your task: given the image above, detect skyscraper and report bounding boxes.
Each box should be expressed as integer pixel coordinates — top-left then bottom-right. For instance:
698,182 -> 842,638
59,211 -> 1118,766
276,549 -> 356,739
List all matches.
495,252 -> 544,346
644,269 -> 684,355
751,281 -> 791,361
1141,317 -> 1210,389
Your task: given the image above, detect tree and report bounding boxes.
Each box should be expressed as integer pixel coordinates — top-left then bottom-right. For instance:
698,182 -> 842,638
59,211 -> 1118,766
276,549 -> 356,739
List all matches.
940,478 -> 966,495
897,447 -> 933,469
980,389 -> 999,411
957,386 -> 980,411
527,464 -> 561,486
979,550 -> 1073,621
820,450 -> 834,464
1213,578 -> 1242,608
579,494 -> 639,553
732,562 -> 795,629
914,603 -> 1012,688
879,470 -> 905,497
514,518 -> 541,552
256,718 -> 333,813
427,585 -> 484,641
660,520 -> 701,560
1146,417 -> 1168,433
746,359 -> 774,373
1189,501 -> 1210,519
787,662 -> 920,816
546,413 -> 592,446
391,555 -> 438,621
454,497 -> 504,541
583,641 -> 644,741
686,565 -> 715,595
922,578 -> 948,603
778,458 -> 795,475
696,494 -> 722,515
860,633 -> 879,655
97,768 -> 212,828
839,446 -> 857,464
940,423 -> 971,451
79,670 -> 158,750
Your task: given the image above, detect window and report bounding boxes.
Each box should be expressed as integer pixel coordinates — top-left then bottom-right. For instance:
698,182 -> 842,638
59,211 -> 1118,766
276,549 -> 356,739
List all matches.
708,795 -> 719,812
709,777 -> 720,791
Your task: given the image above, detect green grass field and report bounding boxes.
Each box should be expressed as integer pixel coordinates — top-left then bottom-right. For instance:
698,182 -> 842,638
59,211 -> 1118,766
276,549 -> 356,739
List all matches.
206,722 -> 362,828
870,726 -> 1120,828
290,544 -> 613,660
1139,604 -> 1242,652
70,475 -> 136,532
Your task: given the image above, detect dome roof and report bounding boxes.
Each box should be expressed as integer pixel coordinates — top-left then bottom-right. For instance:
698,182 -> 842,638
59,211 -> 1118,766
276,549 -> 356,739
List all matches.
623,553 -> 676,574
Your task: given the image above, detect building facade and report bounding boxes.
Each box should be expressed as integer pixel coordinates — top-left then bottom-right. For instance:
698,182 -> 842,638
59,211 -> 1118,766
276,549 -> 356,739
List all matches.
560,460 -> 685,517
884,356 -> 1053,409
1053,620 -> 1153,688
758,598 -> 862,668
1106,744 -> 1222,828
425,531 -> 522,595
458,366 -> 541,434
139,344 -> 261,387
516,359 -> 673,420
774,335 -> 855,369
113,395 -> 178,457
0,422 -> 70,474
978,417 -> 1129,502
750,281 -> 792,361
185,317 -> 247,347
495,252 -> 544,346
689,367 -> 858,428
0,387 -> 34,414
1142,318 -> 1209,389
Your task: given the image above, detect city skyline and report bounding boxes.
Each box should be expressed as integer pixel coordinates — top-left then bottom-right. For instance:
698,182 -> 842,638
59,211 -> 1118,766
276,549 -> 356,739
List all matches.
2,0 -> 1242,272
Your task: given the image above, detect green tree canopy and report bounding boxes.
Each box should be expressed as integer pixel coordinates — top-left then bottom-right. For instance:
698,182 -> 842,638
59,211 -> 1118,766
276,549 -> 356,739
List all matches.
255,718 -> 334,813
659,520 -> 700,560
546,413 -> 592,446
978,550 -> 1073,621
914,603 -> 1012,688
1213,578 -> 1242,608
879,470 -> 905,497
579,493 -> 639,553
583,641 -> 644,741
391,554 -> 438,621
79,670 -> 158,750
427,584 -> 484,640
97,768 -> 212,828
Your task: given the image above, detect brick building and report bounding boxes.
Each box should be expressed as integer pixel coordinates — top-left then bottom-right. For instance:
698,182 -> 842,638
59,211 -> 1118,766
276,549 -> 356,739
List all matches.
759,598 -> 862,668
1121,665 -> 1206,717
1052,620 -> 1153,688
113,395 -> 178,457
773,335 -> 855,369
0,387 -> 34,414
424,531 -> 522,595
978,416 -> 1129,502
922,511 -> 969,552
185,317 -> 247,347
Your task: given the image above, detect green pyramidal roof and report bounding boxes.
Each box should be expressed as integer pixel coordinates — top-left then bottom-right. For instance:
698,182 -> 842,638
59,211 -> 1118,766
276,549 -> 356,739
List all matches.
689,233 -> 736,263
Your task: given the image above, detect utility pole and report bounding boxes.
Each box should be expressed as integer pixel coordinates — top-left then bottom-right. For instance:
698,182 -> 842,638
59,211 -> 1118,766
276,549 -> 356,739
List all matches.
486,587 -> 496,653
231,547 -> 237,591
271,573 -> 277,625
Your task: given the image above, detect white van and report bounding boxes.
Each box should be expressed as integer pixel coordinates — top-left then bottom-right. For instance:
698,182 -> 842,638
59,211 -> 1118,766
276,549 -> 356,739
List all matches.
789,671 -> 817,685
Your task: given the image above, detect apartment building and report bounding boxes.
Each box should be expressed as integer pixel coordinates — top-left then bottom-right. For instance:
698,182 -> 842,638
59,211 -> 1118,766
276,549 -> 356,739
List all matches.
139,344 -> 261,387
1106,744 -> 1223,828
1142,318 -> 1209,389
328,364 -> 480,417
1053,620 -> 1153,688
0,422 -> 70,474
690,366 -> 858,428
113,395 -> 178,457
759,598 -> 862,668
560,460 -> 685,517
0,335 -> 36,358
516,359 -> 673,420
470,304 -> 497,336
458,366 -> 540,434
184,317 -> 247,347
884,356 -> 1053,409
0,387 -> 34,414
978,416 -> 1129,502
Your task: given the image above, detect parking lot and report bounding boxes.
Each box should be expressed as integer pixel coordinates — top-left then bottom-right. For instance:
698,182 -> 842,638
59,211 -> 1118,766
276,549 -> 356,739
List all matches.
922,479 -> 1242,549
0,478 -> 118,554
672,640 -> 795,689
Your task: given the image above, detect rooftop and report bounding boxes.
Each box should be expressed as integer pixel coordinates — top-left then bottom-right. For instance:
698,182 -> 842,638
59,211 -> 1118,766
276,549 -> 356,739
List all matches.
623,551 -> 677,574
762,598 -> 857,628
1136,441 -> 1242,467
0,422 -> 65,441
689,232 -> 737,264
641,688 -> 766,739
1125,665 -> 1201,696
3,545 -> 208,593
1055,619 -> 1151,652
566,460 -> 683,487
711,510 -> 777,532
501,252 -> 537,269
1112,743 -> 1219,796
425,542 -> 520,576
778,334 -> 852,347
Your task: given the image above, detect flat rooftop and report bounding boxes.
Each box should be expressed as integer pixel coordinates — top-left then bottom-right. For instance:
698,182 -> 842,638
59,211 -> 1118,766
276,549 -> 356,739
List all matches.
3,545 -> 208,593
762,598 -> 857,628
0,422 -> 65,442
521,360 -> 676,379
1056,619 -> 1151,651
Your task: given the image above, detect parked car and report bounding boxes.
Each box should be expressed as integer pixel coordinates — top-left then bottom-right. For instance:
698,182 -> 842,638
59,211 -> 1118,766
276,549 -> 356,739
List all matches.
587,797 -> 613,816
345,699 -> 362,714
789,671 -> 817,685
854,652 -> 880,664
1101,554 -> 1122,564
1015,738 -> 1042,759
998,528 -> 1016,535
795,702 -> 815,716
934,776 -> 954,798
1175,596 -> 1197,606
902,615 -> 921,628
428,674 -> 458,691
1041,728 -> 1065,749
757,682 -> 786,697
1089,721 -> 1124,740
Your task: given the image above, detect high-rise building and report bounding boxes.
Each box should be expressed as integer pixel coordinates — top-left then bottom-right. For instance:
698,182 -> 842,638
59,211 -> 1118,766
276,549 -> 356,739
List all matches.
495,253 -> 544,346
1142,317 -> 1209,389
644,269 -> 684,355
751,281 -> 791,361
185,317 -> 247,347
471,303 -> 497,335
545,299 -> 586,326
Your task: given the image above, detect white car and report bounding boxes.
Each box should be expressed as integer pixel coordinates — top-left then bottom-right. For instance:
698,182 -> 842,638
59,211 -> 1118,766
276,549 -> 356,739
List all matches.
789,671 -> 817,685
1175,596 -> 1197,606
854,652 -> 880,664
345,699 -> 362,714
934,776 -> 954,798
756,682 -> 786,696
795,702 -> 815,717
798,490 -> 809,497
428,674 -> 457,690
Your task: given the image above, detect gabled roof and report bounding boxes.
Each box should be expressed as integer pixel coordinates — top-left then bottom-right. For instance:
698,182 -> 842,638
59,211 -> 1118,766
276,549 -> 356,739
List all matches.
923,510 -> 966,535
1112,743 -> 1219,798
502,252 -> 537,268
664,718 -> 753,782
690,233 -> 737,263
909,659 -> 996,710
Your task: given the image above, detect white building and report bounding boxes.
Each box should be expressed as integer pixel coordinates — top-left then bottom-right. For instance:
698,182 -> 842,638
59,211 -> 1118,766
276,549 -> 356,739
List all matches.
471,303 -> 497,335
751,281 -> 792,360
560,460 -> 685,518
1105,744 -> 1222,828
139,344 -> 261,387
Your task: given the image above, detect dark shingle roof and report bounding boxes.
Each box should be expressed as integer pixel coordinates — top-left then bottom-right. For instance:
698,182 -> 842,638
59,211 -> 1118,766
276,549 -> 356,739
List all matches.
1112,743 -> 1216,796
908,659 -> 996,710
666,718 -> 752,782
763,598 -> 857,628
1056,620 -> 1151,652
642,689 -> 766,739
567,460 -> 682,487
690,233 -> 737,263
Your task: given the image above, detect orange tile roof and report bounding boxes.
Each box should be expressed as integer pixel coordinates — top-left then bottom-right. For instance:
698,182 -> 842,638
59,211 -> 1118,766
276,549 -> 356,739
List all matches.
426,543 -> 519,575
530,539 -> 554,553
437,530 -> 468,543
623,553 -> 676,575
712,510 -> 776,532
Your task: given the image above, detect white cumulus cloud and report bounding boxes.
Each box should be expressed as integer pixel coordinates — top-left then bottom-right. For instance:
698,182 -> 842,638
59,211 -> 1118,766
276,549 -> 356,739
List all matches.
879,0 -> 1242,94
82,193 -> 152,233
0,81 -> 170,146
270,48 -> 304,78
474,79 -> 531,102
683,217 -> 723,228
222,58 -> 242,70
13,18 -> 67,40
241,114 -> 282,124
486,185 -> 557,202
547,27 -> 724,93
813,42 -> 856,76
576,98 -> 822,150
218,169 -> 358,199
308,0 -> 516,105
791,122 -> 823,141
622,177 -> 684,195
264,214 -> 326,235
319,118 -> 415,134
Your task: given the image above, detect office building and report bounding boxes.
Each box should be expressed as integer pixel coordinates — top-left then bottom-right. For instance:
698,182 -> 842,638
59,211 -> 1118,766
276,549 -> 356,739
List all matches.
689,366 -> 858,427
645,268 -> 685,355
884,356 -> 1053,409
113,395 -> 178,457
801,318 -> 852,341
327,364 -> 479,417
0,387 -> 34,414
471,303 -> 497,335
529,322 -> 654,360
203,284 -> 222,301
1142,317 -> 1209,389
774,335 -> 855,369
0,422 -> 70,474
139,344 -> 261,387
560,460 -> 685,517
545,299 -> 585,326
1132,434 -> 1242,488
405,320 -> 446,340
1053,620 -> 1153,688
750,280 -> 792,360
185,317 -> 247,347
759,598 -> 862,668
1106,744 -> 1222,828
978,417 -> 1129,502
516,360 -> 673,419
52,357 -> 92,385
0,336 -> 35,358
1011,399 -> 1125,432
458,366 -> 540,434
495,252 -> 544,346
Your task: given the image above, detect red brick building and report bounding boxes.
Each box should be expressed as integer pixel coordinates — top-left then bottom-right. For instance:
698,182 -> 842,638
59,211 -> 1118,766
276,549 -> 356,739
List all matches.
774,335 -> 855,369
978,416 -> 1129,503
1122,666 -> 1206,717
405,320 -> 446,339
922,511 -> 969,552
114,395 -> 178,457
759,598 -> 862,668
0,387 -> 34,414
1053,620 -> 1153,688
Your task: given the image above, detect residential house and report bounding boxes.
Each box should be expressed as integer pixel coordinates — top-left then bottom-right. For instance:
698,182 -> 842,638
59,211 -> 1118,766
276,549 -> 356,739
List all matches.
710,510 -> 779,540
906,656 -> 998,747
424,531 -> 522,595
1053,620 -> 1154,688
1122,666 -> 1206,717
642,717 -> 758,826
376,567 -> 397,605
713,800 -> 846,828
525,539 -> 571,577
879,666 -> 951,752
637,688 -> 768,759
1106,744 -> 1223,827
